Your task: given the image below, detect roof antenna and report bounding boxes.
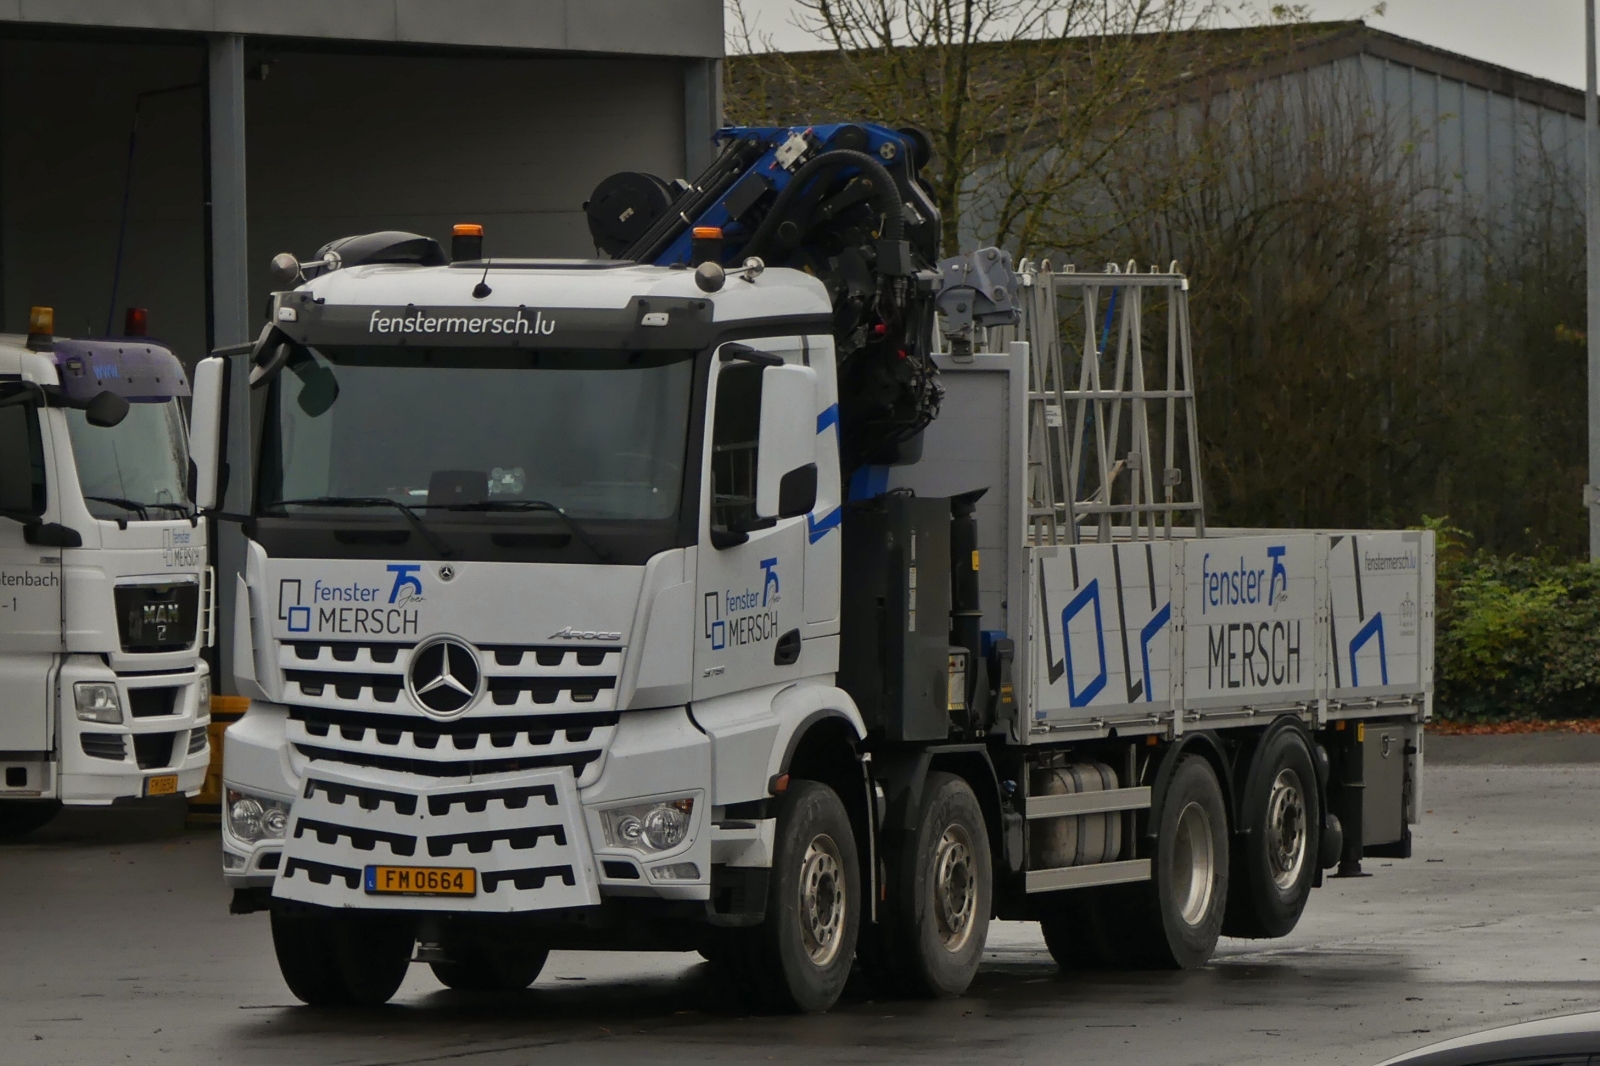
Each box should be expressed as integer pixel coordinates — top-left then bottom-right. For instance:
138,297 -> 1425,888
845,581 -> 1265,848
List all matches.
472,260 -> 492,300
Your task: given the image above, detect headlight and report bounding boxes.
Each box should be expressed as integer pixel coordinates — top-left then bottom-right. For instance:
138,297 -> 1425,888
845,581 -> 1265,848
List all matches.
601,796 -> 694,853
225,788 -> 291,844
74,682 -> 123,724
195,673 -> 211,711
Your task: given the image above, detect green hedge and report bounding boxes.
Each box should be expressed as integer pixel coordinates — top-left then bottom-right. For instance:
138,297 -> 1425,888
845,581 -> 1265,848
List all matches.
1432,519 -> 1600,720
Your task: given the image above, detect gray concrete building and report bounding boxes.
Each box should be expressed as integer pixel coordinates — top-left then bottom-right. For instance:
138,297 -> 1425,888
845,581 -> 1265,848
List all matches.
0,2 -> 724,362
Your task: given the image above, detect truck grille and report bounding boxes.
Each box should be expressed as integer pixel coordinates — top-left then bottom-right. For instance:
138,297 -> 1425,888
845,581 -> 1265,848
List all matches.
128,687 -> 179,718
132,732 -> 180,770
286,706 -> 617,785
81,733 -> 126,761
114,582 -> 200,653
277,640 -> 621,713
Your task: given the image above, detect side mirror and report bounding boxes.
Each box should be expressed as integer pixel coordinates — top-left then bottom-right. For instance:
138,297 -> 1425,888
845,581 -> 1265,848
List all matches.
189,357 -> 226,512
84,391 -> 129,428
754,364 -> 818,520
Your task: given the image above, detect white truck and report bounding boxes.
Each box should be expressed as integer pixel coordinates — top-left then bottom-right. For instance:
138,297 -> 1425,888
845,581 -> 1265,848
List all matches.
0,308 -> 213,837
208,123 -> 1432,1012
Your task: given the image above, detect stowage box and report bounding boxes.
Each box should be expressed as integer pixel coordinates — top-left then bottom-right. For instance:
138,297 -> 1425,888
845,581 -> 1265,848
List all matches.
838,494 -> 952,743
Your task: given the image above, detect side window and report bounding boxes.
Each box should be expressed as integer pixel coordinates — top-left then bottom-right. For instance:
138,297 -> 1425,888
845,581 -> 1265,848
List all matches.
0,397 -> 46,517
709,363 -> 762,532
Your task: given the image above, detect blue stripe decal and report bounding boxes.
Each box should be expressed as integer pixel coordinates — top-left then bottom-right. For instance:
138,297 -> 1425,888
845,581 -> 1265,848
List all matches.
807,506 -> 842,544
816,403 -> 840,438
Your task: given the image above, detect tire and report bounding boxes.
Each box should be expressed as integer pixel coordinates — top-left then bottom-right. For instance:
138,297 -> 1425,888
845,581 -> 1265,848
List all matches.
715,779 -> 860,1013
430,936 -> 548,991
271,901 -> 414,1007
0,800 -> 60,839
271,901 -> 349,1006
332,913 -> 415,1006
1223,727 -> 1320,939
1110,755 -> 1229,970
875,773 -> 992,997
1037,888 -> 1118,971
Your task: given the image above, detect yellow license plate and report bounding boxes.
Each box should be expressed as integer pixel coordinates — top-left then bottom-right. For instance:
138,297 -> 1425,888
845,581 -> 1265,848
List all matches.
144,774 -> 178,797
364,865 -> 477,896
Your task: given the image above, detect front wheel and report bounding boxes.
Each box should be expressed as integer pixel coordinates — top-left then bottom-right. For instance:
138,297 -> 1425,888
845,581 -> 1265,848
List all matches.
272,901 -> 415,1006
430,934 -> 548,991
714,779 -> 860,1013
876,772 -> 993,997
0,799 -> 61,839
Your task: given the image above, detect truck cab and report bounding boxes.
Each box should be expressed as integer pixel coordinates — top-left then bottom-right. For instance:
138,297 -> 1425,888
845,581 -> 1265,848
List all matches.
0,319 -> 212,836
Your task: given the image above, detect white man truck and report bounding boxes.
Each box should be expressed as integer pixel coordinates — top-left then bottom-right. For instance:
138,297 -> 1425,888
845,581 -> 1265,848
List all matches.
0,310 -> 213,837
207,123 -> 1432,1011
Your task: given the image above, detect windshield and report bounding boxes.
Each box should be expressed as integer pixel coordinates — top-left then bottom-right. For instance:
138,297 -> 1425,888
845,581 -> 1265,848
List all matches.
259,346 -> 695,522
66,399 -> 191,521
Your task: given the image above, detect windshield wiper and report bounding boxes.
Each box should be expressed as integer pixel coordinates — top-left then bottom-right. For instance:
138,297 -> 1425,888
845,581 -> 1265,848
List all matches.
84,495 -> 150,521
440,499 -> 612,562
266,496 -> 456,558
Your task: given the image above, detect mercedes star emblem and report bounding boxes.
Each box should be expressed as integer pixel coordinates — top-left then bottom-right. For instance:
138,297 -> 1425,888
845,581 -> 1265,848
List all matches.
406,636 -> 482,717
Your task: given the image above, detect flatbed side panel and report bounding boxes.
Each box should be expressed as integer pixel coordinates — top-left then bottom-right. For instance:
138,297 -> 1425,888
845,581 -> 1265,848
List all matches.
1324,530 -> 1430,704
1030,541 -> 1175,727
1181,535 -> 1319,711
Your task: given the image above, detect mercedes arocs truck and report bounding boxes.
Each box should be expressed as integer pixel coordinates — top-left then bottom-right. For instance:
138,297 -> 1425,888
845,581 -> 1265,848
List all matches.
208,123 -> 1432,1012
0,309 -> 213,837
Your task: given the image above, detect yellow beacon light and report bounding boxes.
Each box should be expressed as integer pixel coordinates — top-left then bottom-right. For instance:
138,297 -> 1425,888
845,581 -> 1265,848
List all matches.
27,305 -> 54,350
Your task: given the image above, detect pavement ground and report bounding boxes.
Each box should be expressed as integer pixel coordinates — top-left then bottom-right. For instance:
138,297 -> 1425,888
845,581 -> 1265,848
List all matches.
1,733 -> 1596,1066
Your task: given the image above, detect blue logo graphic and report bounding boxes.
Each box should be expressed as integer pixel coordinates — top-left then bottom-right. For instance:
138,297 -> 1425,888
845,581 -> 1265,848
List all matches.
704,592 -> 726,650
760,558 -> 780,606
287,606 -> 310,632
1349,613 -> 1389,686
1267,545 -> 1288,605
387,564 -> 423,604
1062,579 -> 1109,707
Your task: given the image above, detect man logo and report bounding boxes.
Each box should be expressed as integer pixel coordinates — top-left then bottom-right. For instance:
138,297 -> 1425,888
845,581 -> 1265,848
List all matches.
406,637 -> 482,717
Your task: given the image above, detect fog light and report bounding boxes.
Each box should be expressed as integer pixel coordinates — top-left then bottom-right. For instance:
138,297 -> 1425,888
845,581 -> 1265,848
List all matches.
225,787 -> 291,844
222,851 -> 247,870
601,796 -> 694,853
74,682 -> 122,724
650,862 -> 700,881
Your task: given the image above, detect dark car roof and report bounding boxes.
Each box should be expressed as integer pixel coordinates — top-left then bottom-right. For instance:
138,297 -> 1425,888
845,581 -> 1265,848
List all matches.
1376,1012 -> 1600,1065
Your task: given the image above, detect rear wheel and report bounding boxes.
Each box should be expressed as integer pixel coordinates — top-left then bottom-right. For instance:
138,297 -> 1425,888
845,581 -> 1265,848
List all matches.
1139,755 -> 1230,968
713,780 -> 859,1013
0,799 -> 60,839
1224,728 -> 1320,939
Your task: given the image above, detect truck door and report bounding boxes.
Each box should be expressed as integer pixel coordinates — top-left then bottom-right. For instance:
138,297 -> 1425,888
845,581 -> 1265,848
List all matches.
0,387 -> 60,753
693,352 -> 816,700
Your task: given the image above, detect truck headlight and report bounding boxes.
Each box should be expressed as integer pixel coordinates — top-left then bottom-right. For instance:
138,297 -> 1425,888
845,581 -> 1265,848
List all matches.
74,682 -> 123,724
196,672 -> 211,712
226,788 -> 291,844
601,796 -> 694,852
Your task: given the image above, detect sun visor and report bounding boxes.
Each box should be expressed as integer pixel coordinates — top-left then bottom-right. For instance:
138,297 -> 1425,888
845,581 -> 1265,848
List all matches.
271,291 -> 725,351
52,339 -> 190,404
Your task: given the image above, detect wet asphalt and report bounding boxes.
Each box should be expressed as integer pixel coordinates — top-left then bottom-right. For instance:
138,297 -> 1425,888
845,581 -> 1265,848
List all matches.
2,735 -> 1597,1066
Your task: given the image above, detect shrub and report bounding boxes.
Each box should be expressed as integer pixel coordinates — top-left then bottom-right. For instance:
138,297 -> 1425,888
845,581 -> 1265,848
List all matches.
1432,518 -> 1600,720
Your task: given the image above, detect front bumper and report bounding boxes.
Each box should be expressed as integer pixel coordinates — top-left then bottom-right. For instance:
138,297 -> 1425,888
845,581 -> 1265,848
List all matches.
222,702 -> 713,908
56,656 -> 209,805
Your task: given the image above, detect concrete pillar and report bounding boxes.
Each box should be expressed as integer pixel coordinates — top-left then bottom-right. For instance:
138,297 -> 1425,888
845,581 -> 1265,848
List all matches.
683,57 -> 721,177
208,35 -> 249,348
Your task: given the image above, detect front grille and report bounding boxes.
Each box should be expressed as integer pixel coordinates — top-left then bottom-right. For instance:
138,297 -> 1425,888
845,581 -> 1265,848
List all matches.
114,582 -> 200,653
187,728 -> 208,755
278,640 -> 622,713
287,706 -> 616,781
128,687 -> 179,718
132,732 -> 179,770
81,733 -> 126,761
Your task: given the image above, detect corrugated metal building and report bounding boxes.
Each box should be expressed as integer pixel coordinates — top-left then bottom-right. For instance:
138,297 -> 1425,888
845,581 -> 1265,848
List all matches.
0,2 -> 724,363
